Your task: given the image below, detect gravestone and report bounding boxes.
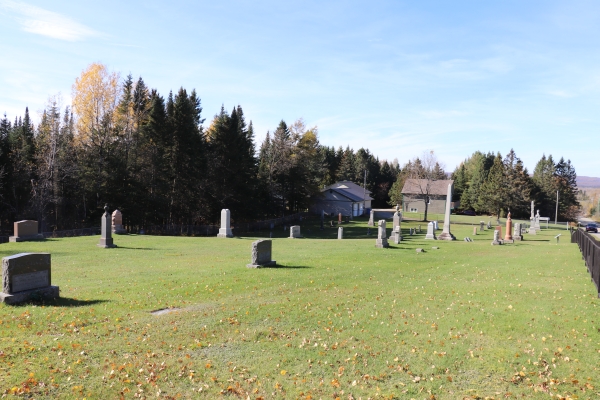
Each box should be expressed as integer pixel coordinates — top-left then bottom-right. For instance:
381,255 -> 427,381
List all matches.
528,224 -> 537,235
480,221 -> 485,231
289,225 -> 302,238
554,234 -> 561,244
1,253 -> 59,304
368,210 -> 375,226
513,222 -> 523,241
473,227 -> 477,236
391,226 -> 402,244
425,222 -> 437,240
111,209 -> 126,234
495,226 -> 502,238
487,221 -> 492,229
464,237 -> 472,242
530,200 -> 535,228
375,220 -> 389,248
217,209 -> 233,238
416,248 -> 424,253
504,212 -> 514,243
392,211 -> 401,232
338,213 -> 342,224
9,220 -> 44,242
438,183 -> 456,241
418,225 -> 421,233
338,226 -> 343,239
98,204 -> 116,248
534,210 -> 541,231
433,220 -> 439,230
246,240 -> 276,268
409,228 -> 413,236
491,230 -> 502,245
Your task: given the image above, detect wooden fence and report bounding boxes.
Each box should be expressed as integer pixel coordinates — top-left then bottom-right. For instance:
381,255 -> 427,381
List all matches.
571,228 -> 600,297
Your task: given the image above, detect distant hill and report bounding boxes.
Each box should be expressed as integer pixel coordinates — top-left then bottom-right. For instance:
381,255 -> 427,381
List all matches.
577,176 -> 600,188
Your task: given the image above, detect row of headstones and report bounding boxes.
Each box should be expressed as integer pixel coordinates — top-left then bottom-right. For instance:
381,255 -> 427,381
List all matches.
8,210 -> 126,244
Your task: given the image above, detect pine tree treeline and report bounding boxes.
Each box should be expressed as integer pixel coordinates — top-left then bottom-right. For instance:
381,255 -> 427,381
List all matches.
450,149 -> 580,220
0,63 -> 399,233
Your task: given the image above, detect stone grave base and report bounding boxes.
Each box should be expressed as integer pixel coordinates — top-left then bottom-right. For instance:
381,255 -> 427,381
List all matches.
437,232 -> 456,241
112,225 -> 126,234
1,285 -> 59,305
424,234 -> 437,240
491,240 -> 503,246
9,234 -> 44,242
375,239 -> 389,248
528,228 -> 537,235
246,261 -> 277,269
97,239 -> 117,248
503,239 -> 515,244
514,236 -> 523,241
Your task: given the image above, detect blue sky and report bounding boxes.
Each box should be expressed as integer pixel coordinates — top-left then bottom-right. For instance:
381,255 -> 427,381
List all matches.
1,0 -> 599,176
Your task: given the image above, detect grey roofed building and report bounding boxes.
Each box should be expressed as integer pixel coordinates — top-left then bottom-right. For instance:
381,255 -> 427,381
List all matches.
309,181 -> 373,217
401,179 -> 454,215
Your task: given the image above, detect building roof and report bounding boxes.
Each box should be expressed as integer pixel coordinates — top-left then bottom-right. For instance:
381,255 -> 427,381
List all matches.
321,181 -> 373,202
401,179 -> 454,196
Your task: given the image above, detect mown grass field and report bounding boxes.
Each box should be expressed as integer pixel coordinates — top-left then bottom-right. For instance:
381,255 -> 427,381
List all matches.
0,216 -> 598,399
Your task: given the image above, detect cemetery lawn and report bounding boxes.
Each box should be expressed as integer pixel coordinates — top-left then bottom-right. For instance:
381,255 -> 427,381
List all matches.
0,219 -> 598,399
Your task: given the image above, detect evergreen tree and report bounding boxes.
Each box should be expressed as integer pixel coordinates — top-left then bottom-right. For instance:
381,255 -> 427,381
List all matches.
478,152 -> 505,217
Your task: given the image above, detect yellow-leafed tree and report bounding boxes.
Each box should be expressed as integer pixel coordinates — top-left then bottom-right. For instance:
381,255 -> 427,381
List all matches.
71,63 -> 120,147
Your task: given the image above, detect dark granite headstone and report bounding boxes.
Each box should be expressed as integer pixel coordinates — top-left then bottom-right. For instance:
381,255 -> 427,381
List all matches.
1,253 -> 59,304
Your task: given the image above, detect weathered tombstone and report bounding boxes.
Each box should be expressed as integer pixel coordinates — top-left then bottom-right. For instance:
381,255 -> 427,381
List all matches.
1,253 -> 59,304
368,210 -> 375,226
513,222 -> 523,241
416,248 -> 424,253
217,209 -> 234,238
480,221 -> 485,231
473,227 -> 477,236
528,224 -> 537,235
409,228 -> 413,236
425,222 -> 437,240
9,220 -> 44,242
391,226 -> 402,244
392,211 -> 401,232
98,204 -> 116,248
432,246 -> 439,249
111,209 -> 126,234
433,220 -> 439,230
375,220 -> 389,248
530,200 -> 535,227
246,240 -> 276,268
338,226 -> 343,239
495,226 -> 502,238
418,225 -> 421,233
487,221 -> 492,229
289,225 -> 302,238
438,184 -> 456,240
464,237 -> 472,242
534,210 -> 541,231
504,212 -> 514,243
338,213 -> 342,224
491,230 -> 502,245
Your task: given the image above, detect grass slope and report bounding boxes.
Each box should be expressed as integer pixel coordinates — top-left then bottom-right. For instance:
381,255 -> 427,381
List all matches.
0,217 -> 597,399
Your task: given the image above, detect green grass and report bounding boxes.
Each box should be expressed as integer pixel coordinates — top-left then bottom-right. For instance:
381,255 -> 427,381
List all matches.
0,218 -> 598,399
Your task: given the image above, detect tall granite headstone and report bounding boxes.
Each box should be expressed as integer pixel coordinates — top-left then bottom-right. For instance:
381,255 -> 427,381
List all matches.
438,183 -> 456,241
98,204 -> 116,248
425,221 -> 437,240
513,222 -> 523,241
504,212 -> 514,243
1,253 -> 59,304
9,220 -> 44,242
246,240 -> 276,268
217,209 -> 233,238
111,209 -> 126,234
491,230 -> 502,245
375,220 -> 389,248
368,210 -> 375,227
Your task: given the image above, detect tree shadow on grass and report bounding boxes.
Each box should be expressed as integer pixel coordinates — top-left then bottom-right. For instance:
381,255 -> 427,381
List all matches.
10,298 -> 109,308
269,264 -> 311,269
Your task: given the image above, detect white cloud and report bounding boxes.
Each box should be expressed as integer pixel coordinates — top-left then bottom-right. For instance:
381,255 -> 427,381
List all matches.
0,0 -> 98,41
